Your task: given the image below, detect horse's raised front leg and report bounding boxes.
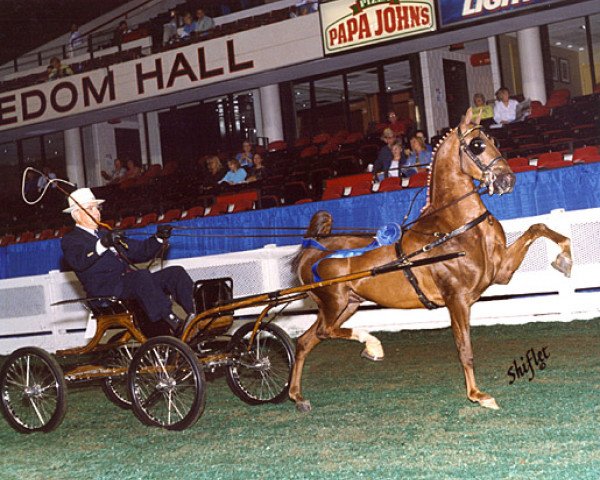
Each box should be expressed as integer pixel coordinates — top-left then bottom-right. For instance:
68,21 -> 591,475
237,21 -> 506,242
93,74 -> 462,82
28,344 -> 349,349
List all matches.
446,296 -> 499,410
495,223 -> 572,285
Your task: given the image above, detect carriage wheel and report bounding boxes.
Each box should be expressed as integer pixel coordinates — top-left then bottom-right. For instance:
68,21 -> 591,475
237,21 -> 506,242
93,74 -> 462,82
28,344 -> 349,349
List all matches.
127,336 -> 206,431
101,332 -> 140,410
0,347 -> 67,433
226,322 -> 295,405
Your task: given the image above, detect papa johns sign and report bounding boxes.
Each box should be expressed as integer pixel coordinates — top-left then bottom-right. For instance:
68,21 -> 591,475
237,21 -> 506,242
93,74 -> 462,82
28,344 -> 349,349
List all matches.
321,0 -> 436,54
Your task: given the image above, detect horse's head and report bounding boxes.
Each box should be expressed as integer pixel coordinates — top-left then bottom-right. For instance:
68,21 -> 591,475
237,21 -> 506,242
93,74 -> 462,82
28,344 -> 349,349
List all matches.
457,109 -> 515,195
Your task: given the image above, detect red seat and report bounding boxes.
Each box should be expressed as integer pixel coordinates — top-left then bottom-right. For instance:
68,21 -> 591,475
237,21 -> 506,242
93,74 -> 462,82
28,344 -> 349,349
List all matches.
319,142 -> 338,155
407,171 -> 429,188
137,212 -> 158,227
117,216 -> 136,229
56,226 -> 73,238
545,89 -> 570,109
573,145 -> 600,164
159,209 -> 182,223
205,203 -> 229,217
507,157 -> 530,168
321,185 -> 344,200
38,229 -> 56,240
0,234 -> 16,246
268,140 -> 287,152
300,145 -> 319,158
346,181 -> 373,197
295,198 -> 313,204
342,132 -> 364,145
294,137 -> 310,149
17,231 -> 35,243
511,165 -> 536,173
183,205 -> 206,220
378,177 -> 402,192
312,133 -> 331,146
536,152 -> 566,169
231,199 -> 254,213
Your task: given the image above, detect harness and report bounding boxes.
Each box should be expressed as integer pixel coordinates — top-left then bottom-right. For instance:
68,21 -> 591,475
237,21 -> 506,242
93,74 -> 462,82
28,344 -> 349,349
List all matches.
394,210 -> 491,309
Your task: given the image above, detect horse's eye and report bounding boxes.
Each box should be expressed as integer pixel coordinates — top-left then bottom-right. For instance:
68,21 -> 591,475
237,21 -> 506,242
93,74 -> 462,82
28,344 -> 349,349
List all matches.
469,138 -> 486,155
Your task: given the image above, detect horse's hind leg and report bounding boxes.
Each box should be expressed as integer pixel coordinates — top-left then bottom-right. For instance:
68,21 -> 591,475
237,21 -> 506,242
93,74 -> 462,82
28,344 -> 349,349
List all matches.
289,292 -> 374,413
446,296 -> 499,410
495,223 -> 572,284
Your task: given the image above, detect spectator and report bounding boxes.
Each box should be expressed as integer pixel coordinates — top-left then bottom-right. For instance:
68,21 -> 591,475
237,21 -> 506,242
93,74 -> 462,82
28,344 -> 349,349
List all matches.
371,128 -> 402,179
493,87 -> 519,125
113,20 -> 130,45
67,23 -> 84,58
219,159 -> 247,185
204,155 -> 226,187
47,57 -> 73,80
404,135 -> 431,175
180,12 -> 196,40
414,129 -> 433,153
123,159 -> 142,179
246,153 -> 268,182
195,8 -> 214,36
291,0 -> 318,16
472,93 -> 494,124
235,140 -> 254,168
101,158 -> 127,185
162,10 -> 179,45
37,166 -> 57,192
387,110 -> 408,136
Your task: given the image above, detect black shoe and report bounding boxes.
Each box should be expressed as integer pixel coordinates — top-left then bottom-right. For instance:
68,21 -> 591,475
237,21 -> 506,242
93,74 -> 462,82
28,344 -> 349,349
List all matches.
176,312 -> 197,337
164,312 -> 183,336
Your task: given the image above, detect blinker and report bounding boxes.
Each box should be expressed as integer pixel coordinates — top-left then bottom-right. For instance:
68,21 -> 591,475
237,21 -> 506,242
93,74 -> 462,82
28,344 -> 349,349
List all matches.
468,138 -> 486,156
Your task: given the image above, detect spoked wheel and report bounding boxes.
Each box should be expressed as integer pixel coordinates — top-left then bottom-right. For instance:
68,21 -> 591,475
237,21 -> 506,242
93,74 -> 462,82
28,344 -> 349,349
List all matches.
226,322 -> 295,405
127,336 -> 206,430
0,347 -> 67,433
101,332 -> 140,409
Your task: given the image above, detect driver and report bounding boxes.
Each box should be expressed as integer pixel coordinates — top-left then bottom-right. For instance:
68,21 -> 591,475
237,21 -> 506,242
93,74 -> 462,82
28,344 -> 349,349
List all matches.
60,188 -> 195,336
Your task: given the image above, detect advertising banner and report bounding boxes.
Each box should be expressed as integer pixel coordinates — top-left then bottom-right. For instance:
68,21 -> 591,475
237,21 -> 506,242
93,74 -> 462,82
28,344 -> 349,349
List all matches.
437,0 -> 565,27
320,0 -> 436,55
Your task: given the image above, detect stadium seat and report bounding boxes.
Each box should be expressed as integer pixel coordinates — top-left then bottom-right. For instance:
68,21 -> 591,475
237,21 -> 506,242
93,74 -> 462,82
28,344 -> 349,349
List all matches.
159,209 -> 182,223
573,145 -> 600,164
407,171 -> 429,188
378,177 -> 402,192
136,212 -> 158,227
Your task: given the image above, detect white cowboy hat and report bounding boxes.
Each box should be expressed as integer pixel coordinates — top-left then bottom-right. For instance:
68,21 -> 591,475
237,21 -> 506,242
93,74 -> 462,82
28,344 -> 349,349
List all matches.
62,187 -> 105,213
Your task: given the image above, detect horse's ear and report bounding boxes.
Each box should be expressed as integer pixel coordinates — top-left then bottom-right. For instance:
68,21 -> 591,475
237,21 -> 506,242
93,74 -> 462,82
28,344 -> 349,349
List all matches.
462,107 -> 474,127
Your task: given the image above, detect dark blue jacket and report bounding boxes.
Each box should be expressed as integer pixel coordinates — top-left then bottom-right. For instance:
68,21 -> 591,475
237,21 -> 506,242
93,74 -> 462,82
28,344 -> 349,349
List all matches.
61,227 -> 162,297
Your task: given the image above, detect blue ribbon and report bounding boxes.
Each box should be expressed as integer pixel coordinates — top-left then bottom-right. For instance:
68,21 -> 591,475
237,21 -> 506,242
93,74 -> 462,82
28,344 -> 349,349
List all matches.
302,223 -> 401,281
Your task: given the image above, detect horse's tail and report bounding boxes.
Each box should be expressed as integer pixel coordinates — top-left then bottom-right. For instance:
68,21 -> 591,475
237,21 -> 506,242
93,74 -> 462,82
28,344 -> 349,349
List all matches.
291,210 -> 333,274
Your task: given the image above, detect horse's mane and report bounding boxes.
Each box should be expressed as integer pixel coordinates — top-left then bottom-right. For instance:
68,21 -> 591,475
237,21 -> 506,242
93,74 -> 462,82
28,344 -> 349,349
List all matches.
422,127 -> 457,212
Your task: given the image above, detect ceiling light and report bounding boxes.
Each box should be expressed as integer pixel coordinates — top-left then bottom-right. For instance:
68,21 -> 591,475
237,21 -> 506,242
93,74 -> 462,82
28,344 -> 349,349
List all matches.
567,44 -> 573,48
578,47 -> 585,51
555,41 -> 562,46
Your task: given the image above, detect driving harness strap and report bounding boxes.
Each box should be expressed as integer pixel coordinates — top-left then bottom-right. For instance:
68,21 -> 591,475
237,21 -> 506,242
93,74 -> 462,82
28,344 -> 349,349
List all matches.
395,210 -> 491,310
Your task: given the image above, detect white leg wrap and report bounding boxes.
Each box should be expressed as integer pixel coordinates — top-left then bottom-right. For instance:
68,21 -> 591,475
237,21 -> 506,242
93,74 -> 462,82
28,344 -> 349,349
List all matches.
351,329 -> 384,359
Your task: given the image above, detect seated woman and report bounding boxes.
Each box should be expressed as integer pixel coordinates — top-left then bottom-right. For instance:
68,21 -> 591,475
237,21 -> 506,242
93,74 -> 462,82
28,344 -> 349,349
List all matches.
246,153 -> 268,182
219,159 -> 247,185
493,87 -> 519,125
404,135 -> 431,175
472,93 -> 494,126
204,155 -> 226,187
235,140 -> 254,168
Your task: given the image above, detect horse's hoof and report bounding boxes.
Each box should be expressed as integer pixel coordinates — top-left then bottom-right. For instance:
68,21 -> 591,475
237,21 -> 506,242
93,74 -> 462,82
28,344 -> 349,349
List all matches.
361,349 -> 384,362
551,253 -> 572,278
478,397 -> 500,410
296,400 -> 312,413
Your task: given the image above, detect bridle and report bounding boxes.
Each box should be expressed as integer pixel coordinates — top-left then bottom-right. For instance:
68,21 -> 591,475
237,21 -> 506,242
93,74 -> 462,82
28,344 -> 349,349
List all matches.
457,124 -> 504,195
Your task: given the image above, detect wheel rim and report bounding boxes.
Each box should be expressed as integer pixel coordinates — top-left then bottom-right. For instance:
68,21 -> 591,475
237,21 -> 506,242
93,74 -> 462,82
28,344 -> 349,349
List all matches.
230,329 -> 291,402
2,353 -> 61,430
104,341 -> 139,406
131,343 -> 199,427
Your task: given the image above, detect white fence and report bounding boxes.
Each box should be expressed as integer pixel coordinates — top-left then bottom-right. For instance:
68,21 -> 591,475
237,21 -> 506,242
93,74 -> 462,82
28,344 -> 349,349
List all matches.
0,207 -> 598,355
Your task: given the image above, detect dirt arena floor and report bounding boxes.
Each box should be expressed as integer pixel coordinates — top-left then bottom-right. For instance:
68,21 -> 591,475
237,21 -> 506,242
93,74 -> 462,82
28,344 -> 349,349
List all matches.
1,318 -> 599,479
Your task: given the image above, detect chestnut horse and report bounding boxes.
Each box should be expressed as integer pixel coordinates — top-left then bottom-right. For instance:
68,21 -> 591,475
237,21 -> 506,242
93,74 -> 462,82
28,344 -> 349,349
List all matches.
290,110 -> 572,412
